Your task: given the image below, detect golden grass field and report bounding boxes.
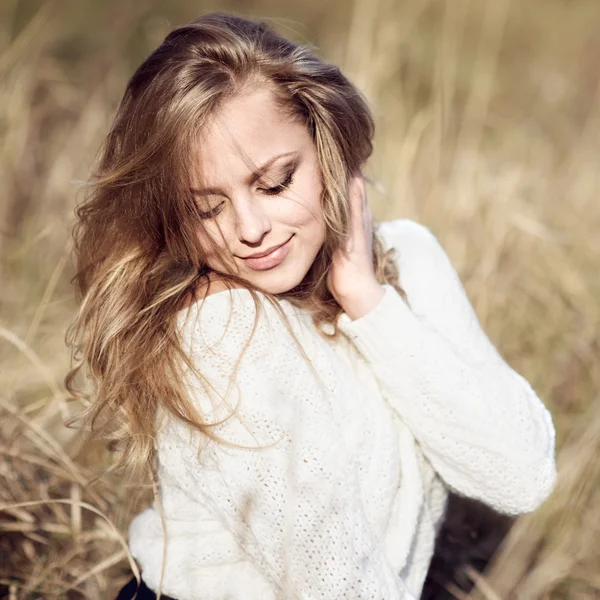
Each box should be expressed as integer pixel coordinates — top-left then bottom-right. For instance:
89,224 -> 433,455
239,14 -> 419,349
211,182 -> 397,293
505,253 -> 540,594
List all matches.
1,0 -> 599,598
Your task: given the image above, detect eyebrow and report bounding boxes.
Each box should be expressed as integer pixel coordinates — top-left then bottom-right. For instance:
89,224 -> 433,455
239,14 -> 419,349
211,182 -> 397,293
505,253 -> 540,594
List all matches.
191,151 -> 298,197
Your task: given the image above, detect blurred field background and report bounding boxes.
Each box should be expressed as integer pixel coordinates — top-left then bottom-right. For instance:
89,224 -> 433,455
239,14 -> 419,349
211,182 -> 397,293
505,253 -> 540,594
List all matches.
1,0 -> 599,598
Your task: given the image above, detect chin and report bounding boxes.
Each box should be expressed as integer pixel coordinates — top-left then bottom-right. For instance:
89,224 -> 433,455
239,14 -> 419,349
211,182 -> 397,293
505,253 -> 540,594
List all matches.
245,263 -> 310,296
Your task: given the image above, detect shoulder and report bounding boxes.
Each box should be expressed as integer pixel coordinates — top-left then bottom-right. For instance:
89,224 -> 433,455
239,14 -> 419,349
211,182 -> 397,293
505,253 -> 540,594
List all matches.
377,218 -> 448,264
375,219 -> 474,333
377,218 -> 458,289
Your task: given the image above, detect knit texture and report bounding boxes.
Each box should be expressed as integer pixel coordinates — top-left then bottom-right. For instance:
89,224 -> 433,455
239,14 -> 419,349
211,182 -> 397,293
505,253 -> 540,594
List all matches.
128,218 -> 557,600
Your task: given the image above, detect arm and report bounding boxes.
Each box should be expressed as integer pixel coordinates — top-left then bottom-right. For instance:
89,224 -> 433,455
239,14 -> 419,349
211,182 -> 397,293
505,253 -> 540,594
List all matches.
177,290 -> 415,600
337,219 -> 557,515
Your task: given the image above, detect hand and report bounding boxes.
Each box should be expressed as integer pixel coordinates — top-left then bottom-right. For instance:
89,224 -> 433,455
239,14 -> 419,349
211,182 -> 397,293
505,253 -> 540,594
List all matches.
326,172 -> 385,320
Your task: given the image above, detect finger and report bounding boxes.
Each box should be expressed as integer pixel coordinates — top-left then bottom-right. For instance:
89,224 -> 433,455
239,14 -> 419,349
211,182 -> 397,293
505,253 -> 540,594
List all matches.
349,173 -> 366,222
347,174 -> 364,252
352,173 -> 372,233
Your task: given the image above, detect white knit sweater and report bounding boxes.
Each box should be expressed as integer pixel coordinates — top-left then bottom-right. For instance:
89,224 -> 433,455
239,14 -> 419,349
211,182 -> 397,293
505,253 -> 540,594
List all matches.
128,218 -> 556,600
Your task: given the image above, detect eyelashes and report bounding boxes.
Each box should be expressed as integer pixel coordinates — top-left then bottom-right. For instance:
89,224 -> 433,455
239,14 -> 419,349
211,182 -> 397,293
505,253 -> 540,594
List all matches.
259,168 -> 295,196
198,166 -> 296,219
198,204 -> 225,219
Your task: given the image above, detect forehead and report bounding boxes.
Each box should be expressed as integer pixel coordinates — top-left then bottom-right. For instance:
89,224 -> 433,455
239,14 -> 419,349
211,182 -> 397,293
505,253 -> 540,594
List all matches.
195,87 -> 310,182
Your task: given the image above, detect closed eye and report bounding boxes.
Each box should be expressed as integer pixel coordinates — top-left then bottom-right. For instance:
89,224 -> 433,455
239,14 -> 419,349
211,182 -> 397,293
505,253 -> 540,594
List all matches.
259,168 -> 295,196
198,202 -> 224,219
197,165 -> 296,219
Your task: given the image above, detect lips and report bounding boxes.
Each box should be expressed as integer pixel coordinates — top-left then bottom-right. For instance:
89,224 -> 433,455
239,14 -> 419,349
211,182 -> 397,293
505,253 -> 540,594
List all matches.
242,236 -> 293,260
241,235 -> 293,271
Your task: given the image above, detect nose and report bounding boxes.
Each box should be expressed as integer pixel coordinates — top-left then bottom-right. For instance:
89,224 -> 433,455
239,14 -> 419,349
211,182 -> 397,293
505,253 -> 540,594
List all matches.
234,195 -> 272,246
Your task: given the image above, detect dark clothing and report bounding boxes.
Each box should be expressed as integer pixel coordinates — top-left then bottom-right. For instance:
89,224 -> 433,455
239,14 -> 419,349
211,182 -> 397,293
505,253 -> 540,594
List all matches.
115,577 -> 177,600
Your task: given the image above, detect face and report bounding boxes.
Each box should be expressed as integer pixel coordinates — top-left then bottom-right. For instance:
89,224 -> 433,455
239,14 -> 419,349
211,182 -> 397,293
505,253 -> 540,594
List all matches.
190,86 -> 327,295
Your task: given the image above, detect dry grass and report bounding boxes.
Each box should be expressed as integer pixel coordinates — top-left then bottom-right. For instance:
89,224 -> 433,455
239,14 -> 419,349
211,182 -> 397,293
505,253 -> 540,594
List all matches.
1,0 -> 598,598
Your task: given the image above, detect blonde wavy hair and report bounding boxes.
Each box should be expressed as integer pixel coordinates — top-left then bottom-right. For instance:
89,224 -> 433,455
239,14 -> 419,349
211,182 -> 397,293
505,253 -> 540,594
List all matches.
65,12 -> 407,478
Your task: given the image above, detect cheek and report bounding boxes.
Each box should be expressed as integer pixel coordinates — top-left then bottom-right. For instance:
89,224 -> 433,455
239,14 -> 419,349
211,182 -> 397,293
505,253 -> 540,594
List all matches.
196,223 -> 230,263
287,172 -> 324,225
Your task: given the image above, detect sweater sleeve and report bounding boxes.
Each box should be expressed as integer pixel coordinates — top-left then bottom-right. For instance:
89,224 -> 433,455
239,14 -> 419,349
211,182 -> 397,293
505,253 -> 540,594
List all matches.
336,219 -> 557,516
176,290 -> 415,600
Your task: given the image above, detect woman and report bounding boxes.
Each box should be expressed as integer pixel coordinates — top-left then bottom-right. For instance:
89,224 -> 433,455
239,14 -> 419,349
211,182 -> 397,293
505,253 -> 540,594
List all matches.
66,12 -> 557,600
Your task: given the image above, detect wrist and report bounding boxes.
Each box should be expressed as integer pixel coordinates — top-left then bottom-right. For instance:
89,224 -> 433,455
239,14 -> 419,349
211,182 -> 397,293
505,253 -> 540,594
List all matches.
338,282 -> 385,321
